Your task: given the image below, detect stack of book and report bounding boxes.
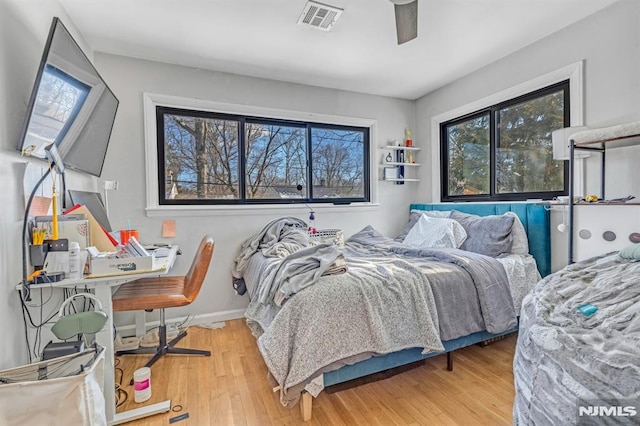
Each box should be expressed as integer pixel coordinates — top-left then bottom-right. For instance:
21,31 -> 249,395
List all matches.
119,236 -> 150,258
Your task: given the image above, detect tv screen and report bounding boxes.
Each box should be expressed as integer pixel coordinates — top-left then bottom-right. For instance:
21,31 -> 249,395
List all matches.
17,17 -> 118,177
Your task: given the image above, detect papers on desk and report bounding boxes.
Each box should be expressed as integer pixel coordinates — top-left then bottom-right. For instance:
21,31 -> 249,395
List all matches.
86,244 -> 177,277
152,247 -> 171,258
88,238 -> 154,275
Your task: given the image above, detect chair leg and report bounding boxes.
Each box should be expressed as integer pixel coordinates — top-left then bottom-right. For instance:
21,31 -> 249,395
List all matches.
167,347 -> 211,356
116,347 -> 157,356
143,349 -> 167,369
168,330 -> 187,346
121,308 -> 211,384
128,349 -> 166,385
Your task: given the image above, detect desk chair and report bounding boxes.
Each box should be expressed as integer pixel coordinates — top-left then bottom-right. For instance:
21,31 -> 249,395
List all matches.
113,235 -> 215,372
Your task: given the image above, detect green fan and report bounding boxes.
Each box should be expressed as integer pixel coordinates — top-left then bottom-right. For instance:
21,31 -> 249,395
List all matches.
51,293 -> 108,340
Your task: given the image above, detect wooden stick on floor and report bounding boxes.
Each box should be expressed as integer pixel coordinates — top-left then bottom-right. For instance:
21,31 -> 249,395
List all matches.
300,391 -> 313,421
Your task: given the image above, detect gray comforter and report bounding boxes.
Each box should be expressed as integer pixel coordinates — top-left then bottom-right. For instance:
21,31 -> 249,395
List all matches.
514,252 -> 640,425
242,225 -> 516,407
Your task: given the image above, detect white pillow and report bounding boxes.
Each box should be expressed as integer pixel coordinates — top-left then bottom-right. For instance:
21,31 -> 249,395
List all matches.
504,212 -> 529,255
410,209 -> 452,218
395,210 -> 453,241
402,215 -> 467,249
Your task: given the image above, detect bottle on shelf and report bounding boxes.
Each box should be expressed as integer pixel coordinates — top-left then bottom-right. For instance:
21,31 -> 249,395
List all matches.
405,129 -> 414,163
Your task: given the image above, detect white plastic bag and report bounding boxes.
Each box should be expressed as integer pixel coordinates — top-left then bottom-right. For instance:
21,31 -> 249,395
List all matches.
0,348 -> 105,426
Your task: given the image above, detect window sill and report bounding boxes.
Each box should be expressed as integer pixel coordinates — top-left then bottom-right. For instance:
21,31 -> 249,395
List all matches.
145,202 -> 380,217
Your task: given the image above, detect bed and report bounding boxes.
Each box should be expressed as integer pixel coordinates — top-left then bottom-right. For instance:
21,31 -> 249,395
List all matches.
513,251 -> 640,425
234,202 -> 551,420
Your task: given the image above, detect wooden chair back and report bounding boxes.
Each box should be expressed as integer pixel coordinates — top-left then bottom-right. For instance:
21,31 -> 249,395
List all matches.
183,235 -> 215,303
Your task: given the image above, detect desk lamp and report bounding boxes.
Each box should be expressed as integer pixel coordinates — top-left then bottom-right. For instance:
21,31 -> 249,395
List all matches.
21,144 -> 65,301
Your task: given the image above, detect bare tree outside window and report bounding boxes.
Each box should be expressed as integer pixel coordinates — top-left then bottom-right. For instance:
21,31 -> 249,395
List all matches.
311,128 -> 365,199
245,123 -> 307,199
163,113 -> 239,200
157,107 -> 370,205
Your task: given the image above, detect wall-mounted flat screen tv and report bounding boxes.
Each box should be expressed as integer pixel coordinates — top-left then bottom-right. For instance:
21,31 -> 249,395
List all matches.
17,17 -> 118,177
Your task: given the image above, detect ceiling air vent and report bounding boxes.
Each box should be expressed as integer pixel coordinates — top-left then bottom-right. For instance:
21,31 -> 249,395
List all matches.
297,1 -> 343,32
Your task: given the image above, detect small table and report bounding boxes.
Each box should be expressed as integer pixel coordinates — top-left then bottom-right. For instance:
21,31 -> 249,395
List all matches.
21,246 -> 180,425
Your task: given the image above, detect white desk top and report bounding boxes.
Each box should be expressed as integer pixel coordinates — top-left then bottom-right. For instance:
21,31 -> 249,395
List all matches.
22,246 -> 180,290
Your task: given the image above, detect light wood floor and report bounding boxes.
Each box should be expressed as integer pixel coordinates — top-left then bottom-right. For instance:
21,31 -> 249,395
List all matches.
117,319 -> 517,425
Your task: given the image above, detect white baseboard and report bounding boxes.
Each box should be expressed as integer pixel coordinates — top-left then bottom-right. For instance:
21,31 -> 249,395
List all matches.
117,308 -> 245,336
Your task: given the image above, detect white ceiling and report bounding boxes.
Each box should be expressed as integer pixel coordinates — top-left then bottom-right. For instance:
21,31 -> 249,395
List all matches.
59,0 -> 618,100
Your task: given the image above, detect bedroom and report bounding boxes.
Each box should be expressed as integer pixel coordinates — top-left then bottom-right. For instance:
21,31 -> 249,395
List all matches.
0,0 -> 638,424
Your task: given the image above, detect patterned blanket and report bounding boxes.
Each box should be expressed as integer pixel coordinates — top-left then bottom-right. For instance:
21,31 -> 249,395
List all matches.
514,253 -> 640,425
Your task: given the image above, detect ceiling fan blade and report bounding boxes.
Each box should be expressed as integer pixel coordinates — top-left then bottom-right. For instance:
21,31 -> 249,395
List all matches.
394,0 -> 418,45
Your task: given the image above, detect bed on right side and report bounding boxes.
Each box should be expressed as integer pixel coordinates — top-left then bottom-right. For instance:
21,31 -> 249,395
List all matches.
513,250 -> 640,425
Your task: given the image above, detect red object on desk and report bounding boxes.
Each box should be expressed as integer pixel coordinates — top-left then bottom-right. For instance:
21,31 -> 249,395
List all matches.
120,229 -> 140,245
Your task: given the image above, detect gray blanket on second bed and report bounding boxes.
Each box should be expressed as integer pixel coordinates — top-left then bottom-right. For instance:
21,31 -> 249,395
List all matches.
244,225 -> 516,407
514,252 -> 640,425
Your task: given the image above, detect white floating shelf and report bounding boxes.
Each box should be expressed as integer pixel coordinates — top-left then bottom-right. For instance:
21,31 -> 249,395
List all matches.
381,162 -> 421,166
384,145 -> 421,151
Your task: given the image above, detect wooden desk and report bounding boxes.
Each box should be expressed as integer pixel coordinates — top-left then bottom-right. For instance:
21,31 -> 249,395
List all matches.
24,246 -> 179,425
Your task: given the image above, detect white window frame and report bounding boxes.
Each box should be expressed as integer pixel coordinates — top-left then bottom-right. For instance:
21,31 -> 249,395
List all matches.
430,61 -> 585,201
143,93 -> 379,216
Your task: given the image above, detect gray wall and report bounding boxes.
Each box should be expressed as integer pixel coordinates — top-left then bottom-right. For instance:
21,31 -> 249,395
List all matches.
0,0 -> 99,369
415,0 -> 640,270
93,53 -> 417,327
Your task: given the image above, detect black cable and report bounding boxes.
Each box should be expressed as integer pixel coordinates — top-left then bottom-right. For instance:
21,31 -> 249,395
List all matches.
114,358 -> 128,407
18,292 -> 32,364
61,173 -> 67,210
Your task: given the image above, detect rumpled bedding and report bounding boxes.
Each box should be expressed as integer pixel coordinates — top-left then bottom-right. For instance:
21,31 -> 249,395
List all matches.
514,252 -> 640,425
232,216 -> 308,280
232,217 -> 343,306
240,224 -> 518,407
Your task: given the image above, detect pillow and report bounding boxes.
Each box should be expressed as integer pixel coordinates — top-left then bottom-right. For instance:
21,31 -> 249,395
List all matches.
619,243 -> 640,260
504,212 -> 529,255
402,215 -> 467,249
450,211 -> 514,257
395,210 -> 452,241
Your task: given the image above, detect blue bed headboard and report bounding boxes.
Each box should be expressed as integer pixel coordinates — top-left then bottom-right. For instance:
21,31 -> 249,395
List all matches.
409,203 -> 551,277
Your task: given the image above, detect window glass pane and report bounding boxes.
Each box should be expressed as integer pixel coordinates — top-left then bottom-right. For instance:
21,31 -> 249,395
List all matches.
311,127 -> 366,199
446,115 -> 490,196
497,90 -> 565,193
162,113 -> 239,200
245,123 -> 307,199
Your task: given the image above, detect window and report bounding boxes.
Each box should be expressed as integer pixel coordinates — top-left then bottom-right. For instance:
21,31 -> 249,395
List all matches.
156,106 -> 369,205
441,81 -> 569,201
